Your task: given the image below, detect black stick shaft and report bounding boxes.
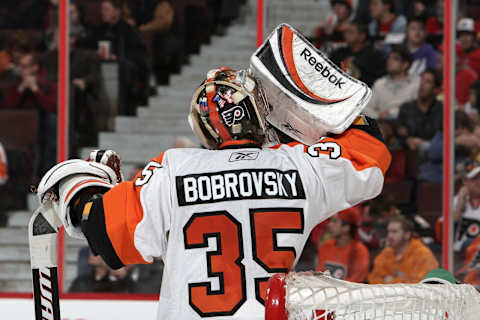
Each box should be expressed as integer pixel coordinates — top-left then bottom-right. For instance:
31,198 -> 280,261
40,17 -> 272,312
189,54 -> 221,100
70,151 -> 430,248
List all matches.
32,267 -> 61,320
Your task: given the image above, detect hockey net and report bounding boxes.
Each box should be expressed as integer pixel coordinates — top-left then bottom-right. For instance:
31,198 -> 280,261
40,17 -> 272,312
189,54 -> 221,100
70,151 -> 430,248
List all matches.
265,272 -> 480,320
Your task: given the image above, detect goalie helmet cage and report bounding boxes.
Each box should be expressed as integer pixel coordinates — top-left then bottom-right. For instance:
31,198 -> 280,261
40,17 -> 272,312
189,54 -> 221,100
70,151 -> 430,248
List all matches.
265,273 -> 480,320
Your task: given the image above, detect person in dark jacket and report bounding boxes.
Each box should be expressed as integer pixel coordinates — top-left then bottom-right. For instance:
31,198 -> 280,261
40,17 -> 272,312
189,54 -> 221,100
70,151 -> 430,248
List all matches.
330,21 -> 386,87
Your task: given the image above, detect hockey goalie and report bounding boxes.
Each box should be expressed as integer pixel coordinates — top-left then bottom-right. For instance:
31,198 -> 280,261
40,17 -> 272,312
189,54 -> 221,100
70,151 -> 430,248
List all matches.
33,24 -> 390,319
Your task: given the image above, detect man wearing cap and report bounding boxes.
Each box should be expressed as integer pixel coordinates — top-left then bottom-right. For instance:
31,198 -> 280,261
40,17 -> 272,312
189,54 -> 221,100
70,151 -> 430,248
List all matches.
369,215 -> 438,284
453,161 -> 480,251
457,17 -> 480,76
315,208 -> 370,283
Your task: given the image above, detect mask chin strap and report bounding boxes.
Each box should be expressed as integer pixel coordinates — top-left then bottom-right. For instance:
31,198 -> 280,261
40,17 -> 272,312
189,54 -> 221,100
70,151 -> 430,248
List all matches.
205,68 -> 234,144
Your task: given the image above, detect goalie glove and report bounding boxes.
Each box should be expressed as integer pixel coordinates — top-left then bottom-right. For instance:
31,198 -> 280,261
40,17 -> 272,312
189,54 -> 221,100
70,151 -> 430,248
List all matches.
36,151 -> 121,239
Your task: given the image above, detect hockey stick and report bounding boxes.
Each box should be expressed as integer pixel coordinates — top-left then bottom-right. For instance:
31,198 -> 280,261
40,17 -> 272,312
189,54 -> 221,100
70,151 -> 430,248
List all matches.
28,201 -> 62,320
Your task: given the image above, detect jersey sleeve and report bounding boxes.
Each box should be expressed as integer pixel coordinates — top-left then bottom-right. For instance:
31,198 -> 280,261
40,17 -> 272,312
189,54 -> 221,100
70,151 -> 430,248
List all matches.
298,120 -> 391,226
101,152 -> 172,265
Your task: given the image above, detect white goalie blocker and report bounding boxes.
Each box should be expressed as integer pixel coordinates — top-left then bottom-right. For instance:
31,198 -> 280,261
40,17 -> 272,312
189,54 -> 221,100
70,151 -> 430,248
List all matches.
265,272 -> 480,320
250,24 -> 372,145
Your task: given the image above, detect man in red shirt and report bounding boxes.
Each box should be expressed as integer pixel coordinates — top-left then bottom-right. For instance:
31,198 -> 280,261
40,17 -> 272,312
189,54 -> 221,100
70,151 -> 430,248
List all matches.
439,43 -> 478,107
3,51 -> 57,113
315,208 -> 370,283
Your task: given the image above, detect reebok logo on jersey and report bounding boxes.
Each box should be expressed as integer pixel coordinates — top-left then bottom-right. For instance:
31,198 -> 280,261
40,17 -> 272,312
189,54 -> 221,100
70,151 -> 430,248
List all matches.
229,151 -> 259,162
176,169 -> 305,206
300,48 -> 346,89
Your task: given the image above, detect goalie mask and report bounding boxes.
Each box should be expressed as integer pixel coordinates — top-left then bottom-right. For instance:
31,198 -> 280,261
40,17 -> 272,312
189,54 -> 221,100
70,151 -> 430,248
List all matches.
189,67 -> 271,149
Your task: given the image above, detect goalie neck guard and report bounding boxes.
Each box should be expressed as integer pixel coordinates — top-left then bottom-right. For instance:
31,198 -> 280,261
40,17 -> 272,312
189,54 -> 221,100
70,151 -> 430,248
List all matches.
188,67 -> 269,149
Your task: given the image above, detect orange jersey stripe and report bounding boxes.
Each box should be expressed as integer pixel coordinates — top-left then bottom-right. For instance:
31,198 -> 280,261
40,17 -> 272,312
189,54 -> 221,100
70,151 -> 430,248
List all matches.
268,129 -> 390,175
324,128 -> 391,175
103,181 -> 149,265
103,152 -> 166,265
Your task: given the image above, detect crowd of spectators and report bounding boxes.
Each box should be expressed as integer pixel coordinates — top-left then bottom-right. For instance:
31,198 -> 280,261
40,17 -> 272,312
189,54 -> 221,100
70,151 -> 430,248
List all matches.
310,0 -> 480,289
0,0 -> 244,226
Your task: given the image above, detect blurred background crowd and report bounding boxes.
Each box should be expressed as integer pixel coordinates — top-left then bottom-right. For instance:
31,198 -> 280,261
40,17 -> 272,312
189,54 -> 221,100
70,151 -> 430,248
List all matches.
0,0 -> 480,295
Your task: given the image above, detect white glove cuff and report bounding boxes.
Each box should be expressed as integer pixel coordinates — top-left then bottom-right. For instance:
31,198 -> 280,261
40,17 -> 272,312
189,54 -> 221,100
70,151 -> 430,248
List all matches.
58,174 -> 113,239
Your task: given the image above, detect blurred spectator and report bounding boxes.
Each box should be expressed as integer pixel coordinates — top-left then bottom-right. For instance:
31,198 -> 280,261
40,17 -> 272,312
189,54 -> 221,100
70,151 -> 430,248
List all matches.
466,80 -> 480,117
366,46 -> 420,118
123,0 -> 182,85
83,0 -> 149,115
41,29 -> 102,154
453,161 -> 480,252
0,0 -> 47,29
368,215 -> 438,284
412,0 -> 428,20
173,136 -> 196,148
330,21 -> 386,86
457,18 -> 480,76
46,0 -> 87,50
396,69 -> 442,151
418,111 -> 477,183
123,0 -> 173,33
405,17 -> 437,76
457,236 -> 480,288
360,195 -> 401,251
438,43 -> 479,107
368,0 -> 407,54
69,250 -> 137,293
425,0 -> 444,47
315,209 -> 370,283
0,142 -> 7,186
3,51 -> 57,176
0,142 -> 7,226
312,0 -> 353,51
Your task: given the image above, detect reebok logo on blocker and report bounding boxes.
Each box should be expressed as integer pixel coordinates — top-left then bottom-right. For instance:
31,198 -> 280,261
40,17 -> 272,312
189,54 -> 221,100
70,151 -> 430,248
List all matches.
300,48 -> 346,89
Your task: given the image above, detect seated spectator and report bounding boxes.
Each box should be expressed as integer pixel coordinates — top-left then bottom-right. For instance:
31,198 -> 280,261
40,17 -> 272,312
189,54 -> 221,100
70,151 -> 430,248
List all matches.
418,111 -> 477,183
41,29 -> 102,154
457,18 -> 480,76
405,17 -> 437,76
368,215 -> 438,284
123,0 -> 174,33
438,43 -> 479,108
312,0 -> 353,51
123,0 -> 181,85
83,0 -> 149,115
69,250 -> 137,293
396,69 -> 442,151
457,236 -> 480,288
453,161 -> 480,252
466,80 -> 480,118
366,46 -> 420,118
0,142 -> 7,186
315,209 -> 370,283
3,51 -> 57,176
368,0 -> 407,54
425,0 -> 444,47
330,21 -> 386,86
360,195 -> 401,251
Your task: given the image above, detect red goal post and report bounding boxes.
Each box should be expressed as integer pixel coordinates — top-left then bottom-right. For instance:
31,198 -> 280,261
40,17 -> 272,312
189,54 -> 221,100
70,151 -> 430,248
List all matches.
265,272 -> 480,320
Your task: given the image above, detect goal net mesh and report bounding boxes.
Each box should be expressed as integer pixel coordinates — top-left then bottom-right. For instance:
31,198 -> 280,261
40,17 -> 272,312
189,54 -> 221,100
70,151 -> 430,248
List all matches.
283,272 -> 480,320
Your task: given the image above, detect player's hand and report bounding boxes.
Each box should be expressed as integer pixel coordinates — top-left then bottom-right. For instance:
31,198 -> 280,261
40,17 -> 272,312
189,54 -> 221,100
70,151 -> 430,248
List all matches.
87,149 -> 123,183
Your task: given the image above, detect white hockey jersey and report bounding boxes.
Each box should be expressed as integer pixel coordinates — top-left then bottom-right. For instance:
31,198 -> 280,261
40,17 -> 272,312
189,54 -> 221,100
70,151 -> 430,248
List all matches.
100,128 -> 391,319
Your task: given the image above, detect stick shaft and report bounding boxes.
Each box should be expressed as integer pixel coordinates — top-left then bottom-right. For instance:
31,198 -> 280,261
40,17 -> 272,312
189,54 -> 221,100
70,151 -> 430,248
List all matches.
32,267 -> 61,320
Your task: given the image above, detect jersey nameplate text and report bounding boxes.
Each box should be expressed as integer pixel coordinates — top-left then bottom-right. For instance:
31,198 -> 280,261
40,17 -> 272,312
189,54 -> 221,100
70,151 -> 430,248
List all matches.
176,169 -> 305,206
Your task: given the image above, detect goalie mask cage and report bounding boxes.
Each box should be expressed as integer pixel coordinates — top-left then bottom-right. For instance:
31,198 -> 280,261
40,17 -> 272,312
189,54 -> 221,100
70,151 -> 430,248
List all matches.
265,272 -> 480,320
